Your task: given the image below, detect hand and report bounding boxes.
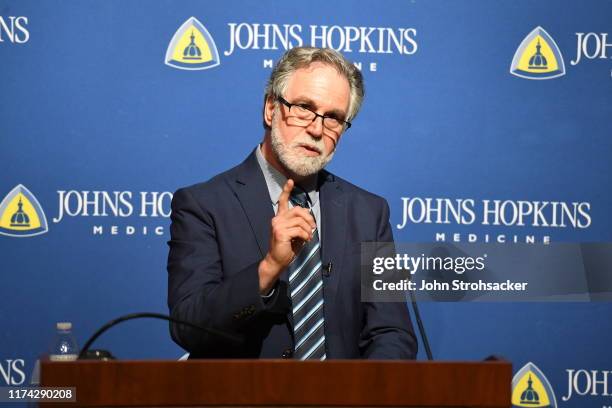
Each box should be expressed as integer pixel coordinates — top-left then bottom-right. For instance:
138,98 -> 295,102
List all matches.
258,179 -> 316,294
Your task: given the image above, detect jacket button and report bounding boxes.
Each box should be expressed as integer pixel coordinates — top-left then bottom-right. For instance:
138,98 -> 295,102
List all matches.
281,348 -> 293,359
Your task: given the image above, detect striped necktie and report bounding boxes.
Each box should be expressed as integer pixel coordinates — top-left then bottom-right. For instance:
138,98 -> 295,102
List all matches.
288,186 -> 326,360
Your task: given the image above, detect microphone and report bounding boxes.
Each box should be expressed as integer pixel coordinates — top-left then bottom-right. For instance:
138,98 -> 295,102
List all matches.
78,312 -> 243,360
323,261 -> 333,277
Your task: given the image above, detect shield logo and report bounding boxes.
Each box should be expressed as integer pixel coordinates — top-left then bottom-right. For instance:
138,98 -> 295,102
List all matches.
510,27 -> 566,80
165,17 -> 220,70
0,184 -> 49,237
511,362 -> 557,407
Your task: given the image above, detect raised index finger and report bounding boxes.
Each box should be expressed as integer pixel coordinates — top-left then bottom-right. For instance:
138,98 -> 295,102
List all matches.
277,179 -> 294,214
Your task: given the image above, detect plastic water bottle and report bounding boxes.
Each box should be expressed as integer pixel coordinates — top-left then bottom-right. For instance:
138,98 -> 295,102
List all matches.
49,322 -> 79,361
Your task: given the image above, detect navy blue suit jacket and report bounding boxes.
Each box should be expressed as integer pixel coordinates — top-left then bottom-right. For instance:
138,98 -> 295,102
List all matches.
167,149 -> 417,359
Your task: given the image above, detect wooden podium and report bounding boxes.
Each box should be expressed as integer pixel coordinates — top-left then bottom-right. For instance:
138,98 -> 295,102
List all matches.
41,359 -> 511,407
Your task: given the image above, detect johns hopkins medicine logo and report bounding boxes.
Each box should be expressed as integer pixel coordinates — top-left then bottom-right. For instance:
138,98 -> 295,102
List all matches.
0,185 -> 48,237
511,362 -> 557,408
511,27 -> 566,80
165,17 -> 220,70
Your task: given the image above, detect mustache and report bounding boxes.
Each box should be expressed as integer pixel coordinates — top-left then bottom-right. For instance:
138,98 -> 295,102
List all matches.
291,136 -> 337,153
291,140 -> 325,154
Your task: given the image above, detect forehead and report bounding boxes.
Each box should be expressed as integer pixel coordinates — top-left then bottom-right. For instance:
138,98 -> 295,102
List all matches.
284,62 -> 350,113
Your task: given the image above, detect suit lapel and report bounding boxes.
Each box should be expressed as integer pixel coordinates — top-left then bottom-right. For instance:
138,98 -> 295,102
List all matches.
319,171 -> 346,302
229,149 -> 274,258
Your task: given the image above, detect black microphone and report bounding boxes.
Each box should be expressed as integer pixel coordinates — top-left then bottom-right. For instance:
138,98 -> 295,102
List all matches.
323,261 -> 333,277
78,312 -> 243,360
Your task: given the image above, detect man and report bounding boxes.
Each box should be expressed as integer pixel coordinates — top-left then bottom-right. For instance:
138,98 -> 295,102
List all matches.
167,47 -> 417,359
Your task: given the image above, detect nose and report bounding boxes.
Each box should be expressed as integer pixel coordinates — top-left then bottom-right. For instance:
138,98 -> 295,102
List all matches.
305,115 -> 324,138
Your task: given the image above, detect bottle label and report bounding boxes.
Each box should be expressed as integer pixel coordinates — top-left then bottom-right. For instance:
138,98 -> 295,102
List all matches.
49,354 -> 78,362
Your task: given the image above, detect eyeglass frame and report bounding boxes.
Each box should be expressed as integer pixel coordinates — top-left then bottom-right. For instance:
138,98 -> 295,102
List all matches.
276,95 -> 352,132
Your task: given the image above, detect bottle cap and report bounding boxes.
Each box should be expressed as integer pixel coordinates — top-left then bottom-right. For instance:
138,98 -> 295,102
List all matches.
56,322 -> 72,330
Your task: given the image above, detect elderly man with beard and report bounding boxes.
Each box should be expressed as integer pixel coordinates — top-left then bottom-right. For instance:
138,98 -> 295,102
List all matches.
167,47 -> 417,359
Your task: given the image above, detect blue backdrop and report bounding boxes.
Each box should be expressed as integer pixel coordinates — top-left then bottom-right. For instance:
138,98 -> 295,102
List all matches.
1,1 -> 611,406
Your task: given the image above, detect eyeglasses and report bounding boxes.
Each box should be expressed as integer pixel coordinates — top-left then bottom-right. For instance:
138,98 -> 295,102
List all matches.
276,96 -> 351,136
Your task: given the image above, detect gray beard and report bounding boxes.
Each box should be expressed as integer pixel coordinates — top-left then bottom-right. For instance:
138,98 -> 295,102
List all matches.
270,121 -> 334,178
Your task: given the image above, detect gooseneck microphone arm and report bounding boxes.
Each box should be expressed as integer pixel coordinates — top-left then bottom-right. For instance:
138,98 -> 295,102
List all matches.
78,312 -> 243,359
408,291 -> 434,360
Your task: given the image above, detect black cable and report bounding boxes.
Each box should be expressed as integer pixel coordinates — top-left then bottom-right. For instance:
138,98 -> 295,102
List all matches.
78,312 -> 242,359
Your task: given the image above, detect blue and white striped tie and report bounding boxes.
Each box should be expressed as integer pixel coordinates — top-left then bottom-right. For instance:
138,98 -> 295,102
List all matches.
288,187 -> 326,360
